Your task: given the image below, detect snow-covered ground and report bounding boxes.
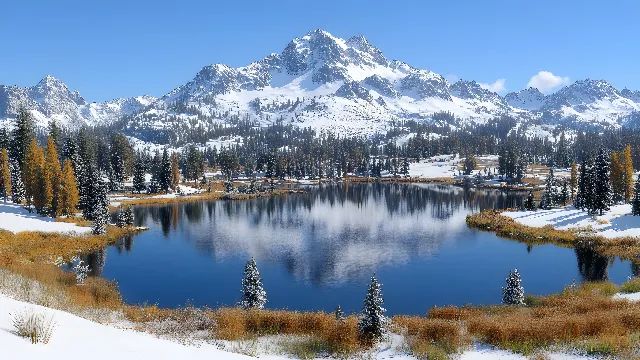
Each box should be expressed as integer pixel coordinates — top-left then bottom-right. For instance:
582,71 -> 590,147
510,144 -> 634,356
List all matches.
0,290 -> 595,360
504,204 -> 640,239
613,292 -> 640,301
408,154 -> 460,178
0,201 -> 91,234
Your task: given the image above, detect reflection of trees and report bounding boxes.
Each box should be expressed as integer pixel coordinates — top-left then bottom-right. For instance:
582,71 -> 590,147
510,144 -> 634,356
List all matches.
575,247 -> 610,281
116,235 -> 135,254
86,249 -> 107,277
130,184 -> 524,286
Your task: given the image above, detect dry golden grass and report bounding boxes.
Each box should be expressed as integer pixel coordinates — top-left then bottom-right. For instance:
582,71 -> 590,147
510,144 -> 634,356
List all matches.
463,283 -> 640,356
466,210 -> 640,264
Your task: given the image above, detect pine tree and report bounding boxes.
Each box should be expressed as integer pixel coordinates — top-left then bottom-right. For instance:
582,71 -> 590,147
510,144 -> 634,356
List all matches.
171,152 -> 180,190
560,178 -> 569,206
570,161 -> 578,200
592,148 -> 613,216
335,305 -> 345,322
463,150 -> 476,175
132,154 -> 146,194
0,148 -> 11,202
525,191 -> 536,211
116,207 -> 128,228
91,177 -> 109,235
44,137 -> 62,217
159,148 -> 172,192
633,176 -> 640,216
502,269 -> 524,305
123,206 -> 134,226
401,157 -> 409,178
10,108 -> 34,171
9,160 -> 25,204
542,169 -> 556,209
59,159 -> 79,217
239,257 -> 267,309
622,145 -> 634,202
358,274 -> 387,342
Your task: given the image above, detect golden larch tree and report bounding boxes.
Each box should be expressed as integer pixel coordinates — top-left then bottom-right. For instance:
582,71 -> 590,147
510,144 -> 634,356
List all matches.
23,139 -> 44,211
622,145 -> 634,202
610,151 -> 624,202
0,148 -> 11,202
59,159 -> 79,216
44,136 -> 62,217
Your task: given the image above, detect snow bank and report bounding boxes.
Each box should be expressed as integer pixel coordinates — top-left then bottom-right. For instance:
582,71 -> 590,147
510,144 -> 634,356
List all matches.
408,155 -> 459,178
504,204 -> 640,239
0,293 -> 252,360
0,202 -> 91,234
613,292 -> 640,301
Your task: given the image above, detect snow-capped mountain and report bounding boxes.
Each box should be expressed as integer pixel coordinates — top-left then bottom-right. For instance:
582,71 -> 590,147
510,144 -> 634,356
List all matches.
0,75 -> 155,129
3,29 -> 640,141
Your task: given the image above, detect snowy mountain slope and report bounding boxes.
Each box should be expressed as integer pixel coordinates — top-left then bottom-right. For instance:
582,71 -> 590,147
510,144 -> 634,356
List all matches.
0,75 -> 156,129
3,29 -> 640,140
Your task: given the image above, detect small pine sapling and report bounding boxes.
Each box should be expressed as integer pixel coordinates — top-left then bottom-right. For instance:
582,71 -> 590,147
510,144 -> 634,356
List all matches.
358,274 -> 387,342
239,257 -> 267,309
502,269 -> 525,305
74,260 -> 90,285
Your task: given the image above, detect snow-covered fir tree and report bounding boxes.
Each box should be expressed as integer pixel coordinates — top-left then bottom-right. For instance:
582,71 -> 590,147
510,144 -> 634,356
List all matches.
633,176 -> 640,216
239,257 -> 267,309
91,177 -> 110,235
502,269 -> 525,305
123,206 -> 134,226
74,260 -> 90,285
525,191 -> 536,211
541,169 -> 556,208
592,148 -> 612,215
9,160 -> 25,204
335,305 -> 345,321
358,274 -> 387,342
132,155 -> 146,193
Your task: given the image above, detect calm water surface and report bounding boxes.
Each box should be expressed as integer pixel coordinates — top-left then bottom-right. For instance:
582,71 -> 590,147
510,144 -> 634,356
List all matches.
86,183 -> 633,315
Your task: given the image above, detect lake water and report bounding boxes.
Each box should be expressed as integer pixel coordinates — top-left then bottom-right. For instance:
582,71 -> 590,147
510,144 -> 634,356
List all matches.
86,183 -> 633,315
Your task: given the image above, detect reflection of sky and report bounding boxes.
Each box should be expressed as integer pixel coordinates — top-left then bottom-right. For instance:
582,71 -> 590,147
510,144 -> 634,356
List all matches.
99,184 -> 634,313
167,184 -> 517,285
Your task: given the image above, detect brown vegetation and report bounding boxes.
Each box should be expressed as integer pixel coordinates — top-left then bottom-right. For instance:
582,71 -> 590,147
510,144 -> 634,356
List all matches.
466,210 -> 640,264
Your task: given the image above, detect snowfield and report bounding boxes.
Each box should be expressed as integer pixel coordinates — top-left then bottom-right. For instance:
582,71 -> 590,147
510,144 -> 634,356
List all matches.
503,204 -> 640,239
0,202 -> 91,234
408,155 -> 459,178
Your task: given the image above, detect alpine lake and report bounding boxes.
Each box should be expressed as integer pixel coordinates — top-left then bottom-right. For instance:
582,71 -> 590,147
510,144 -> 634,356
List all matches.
77,183 -> 633,315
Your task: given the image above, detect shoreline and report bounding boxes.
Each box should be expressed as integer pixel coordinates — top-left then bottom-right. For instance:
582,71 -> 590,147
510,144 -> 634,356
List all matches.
466,209 -> 640,264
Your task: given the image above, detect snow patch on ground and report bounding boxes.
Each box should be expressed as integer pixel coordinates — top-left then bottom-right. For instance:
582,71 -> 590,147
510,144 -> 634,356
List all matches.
0,202 -> 91,234
408,154 -> 460,178
613,292 -> 640,301
503,204 -> 640,239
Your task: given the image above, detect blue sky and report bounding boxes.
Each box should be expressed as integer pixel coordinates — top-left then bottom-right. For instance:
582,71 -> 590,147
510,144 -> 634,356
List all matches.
1,0 -> 638,101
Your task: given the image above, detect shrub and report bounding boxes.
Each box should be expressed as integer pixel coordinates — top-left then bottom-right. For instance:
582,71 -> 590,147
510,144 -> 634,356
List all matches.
619,278 -> 640,294
11,308 -> 56,344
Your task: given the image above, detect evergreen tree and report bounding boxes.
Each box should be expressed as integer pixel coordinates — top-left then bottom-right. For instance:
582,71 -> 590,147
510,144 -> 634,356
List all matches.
560,178 -> 569,206
123,206 -> 134,226
570,161 -> 578,200
9,160 -> 25,204
171,152 -> 180,190
524,191 -> 536,211
401,157 -> 409,178
541,169 -> 556,208
159,148 -> 172,192
91,177 -> 109,235
358,274 -> 387,342
502,269 -> 524,305
59,159 -> 79,217
335,305 -> 345,322
463,150 -> 476,175
132,154 -> 146,194
633,176 -> 640,216
10,108 -> 34,171
0,148 -> 11,202
239,257 -> 267,309
592,148 -> 612,215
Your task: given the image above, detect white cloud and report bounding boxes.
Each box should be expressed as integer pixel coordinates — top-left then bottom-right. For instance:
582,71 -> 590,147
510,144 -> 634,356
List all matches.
479,79 -> 507,93
526,71 -> 570,93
